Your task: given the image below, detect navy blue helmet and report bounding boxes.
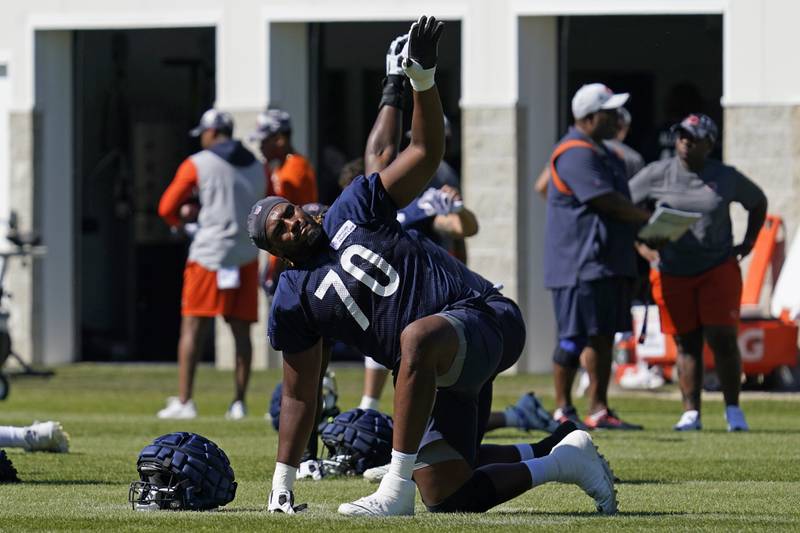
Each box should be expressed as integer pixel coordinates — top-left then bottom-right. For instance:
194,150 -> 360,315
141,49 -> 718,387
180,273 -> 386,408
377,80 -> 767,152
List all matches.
128,432 -> 237,511
319,408 -> 393,475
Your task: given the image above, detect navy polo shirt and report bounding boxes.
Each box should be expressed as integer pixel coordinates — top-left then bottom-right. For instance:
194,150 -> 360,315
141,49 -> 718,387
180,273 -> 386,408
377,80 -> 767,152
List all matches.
543,128 -> 637,288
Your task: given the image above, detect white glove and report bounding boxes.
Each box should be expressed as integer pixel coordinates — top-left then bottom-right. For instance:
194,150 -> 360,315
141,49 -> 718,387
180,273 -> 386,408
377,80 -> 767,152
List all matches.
297,459 -> 324,481
268,489 -> 307,514
417,187 -> 463,216
386,34 -> 409,76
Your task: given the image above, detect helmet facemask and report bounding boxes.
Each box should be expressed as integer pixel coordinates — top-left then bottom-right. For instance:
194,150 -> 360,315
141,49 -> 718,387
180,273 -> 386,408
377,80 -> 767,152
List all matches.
129,468 -> 189,511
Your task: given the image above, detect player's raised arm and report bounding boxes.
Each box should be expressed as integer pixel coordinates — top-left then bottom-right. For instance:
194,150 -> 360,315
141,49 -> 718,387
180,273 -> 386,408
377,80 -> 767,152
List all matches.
268,338 -> 323,514
364,34 -> 408,175
379,15 -> 445,208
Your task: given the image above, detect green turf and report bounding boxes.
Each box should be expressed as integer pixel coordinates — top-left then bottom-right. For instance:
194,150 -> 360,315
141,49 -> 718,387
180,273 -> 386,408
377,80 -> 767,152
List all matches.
1,363 -> 799,531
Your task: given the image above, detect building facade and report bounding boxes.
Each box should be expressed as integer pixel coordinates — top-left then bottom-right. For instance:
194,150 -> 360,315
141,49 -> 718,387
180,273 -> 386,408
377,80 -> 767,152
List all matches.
0,0 -> 797,372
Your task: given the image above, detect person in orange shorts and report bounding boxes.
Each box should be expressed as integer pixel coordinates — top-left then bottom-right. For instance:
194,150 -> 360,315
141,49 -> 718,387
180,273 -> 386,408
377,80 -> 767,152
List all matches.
249,109 -> 318,296
630,113 -> 768,432
157,109 -> 266,420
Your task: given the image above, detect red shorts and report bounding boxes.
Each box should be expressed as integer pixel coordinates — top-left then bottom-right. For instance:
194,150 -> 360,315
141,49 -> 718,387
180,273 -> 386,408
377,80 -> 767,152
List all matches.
649,258 -> 742,335
182,260 -> 258,322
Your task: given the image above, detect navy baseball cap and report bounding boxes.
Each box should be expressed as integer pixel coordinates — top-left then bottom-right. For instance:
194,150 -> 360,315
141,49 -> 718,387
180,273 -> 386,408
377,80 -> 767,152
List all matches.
247,196 -> 289,251
189,109 -> 234,137
672,113 -> 718,144
249,109 -> 292,142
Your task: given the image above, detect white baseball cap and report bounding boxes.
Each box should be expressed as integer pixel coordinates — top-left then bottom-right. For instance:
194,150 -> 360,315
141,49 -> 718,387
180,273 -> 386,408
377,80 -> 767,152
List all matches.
189,109 -> 234,137
572,83 -> 630,120
249,109 -> 292,142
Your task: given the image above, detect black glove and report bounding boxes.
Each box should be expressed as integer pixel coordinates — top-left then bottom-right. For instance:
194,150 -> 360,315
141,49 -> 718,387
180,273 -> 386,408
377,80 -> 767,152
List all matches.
405,15 -> 444,70
379,75 -> 409,111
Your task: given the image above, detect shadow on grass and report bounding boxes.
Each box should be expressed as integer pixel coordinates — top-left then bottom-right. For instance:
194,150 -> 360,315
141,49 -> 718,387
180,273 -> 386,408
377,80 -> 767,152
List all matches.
491,510 -> 686,518
622,435 -> 685,443
24,479 -> 119,485
615,479 -> 680,485
672,428 -> 800,435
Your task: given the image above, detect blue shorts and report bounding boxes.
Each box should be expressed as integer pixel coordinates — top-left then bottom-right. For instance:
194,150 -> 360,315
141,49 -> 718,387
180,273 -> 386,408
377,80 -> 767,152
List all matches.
551,277 -> 632,340
418,294 -> 526,466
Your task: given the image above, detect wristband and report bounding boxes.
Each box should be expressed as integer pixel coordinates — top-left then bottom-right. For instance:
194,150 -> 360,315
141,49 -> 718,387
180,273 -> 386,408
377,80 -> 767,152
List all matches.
402,58 -> 436,92
272,462 -> 297,491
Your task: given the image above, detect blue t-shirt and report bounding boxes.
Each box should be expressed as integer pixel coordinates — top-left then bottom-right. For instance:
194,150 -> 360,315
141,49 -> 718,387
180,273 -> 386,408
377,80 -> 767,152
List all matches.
269,174 -> 496,368
543,128 -> 637,288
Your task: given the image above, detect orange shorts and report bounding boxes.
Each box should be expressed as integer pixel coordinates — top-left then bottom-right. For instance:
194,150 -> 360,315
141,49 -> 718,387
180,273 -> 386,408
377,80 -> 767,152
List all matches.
649,258 -> 742,335
182,260 -> 258,322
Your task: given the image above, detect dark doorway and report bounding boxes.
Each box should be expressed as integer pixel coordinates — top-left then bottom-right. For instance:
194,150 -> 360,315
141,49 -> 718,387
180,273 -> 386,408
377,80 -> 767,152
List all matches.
309,21 -> 462,206
74,28 -> 215,361
559,15 -> 723,161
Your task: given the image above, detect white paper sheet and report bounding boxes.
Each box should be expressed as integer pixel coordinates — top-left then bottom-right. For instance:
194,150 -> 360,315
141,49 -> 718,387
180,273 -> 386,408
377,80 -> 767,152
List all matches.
637,206 -> 702,242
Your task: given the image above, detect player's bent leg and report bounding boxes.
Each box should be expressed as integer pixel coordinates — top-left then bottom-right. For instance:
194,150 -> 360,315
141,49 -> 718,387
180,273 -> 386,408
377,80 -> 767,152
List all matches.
394,315 -> 460,453
477,421 -> 578,465
339,315 -> 460,517
420,432 -> 616,515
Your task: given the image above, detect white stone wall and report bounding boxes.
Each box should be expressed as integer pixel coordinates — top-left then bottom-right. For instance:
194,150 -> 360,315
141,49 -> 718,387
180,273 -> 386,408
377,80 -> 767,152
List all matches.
462,106 -> 520,300
5,111 -> 37,365
724,105 -> 800,247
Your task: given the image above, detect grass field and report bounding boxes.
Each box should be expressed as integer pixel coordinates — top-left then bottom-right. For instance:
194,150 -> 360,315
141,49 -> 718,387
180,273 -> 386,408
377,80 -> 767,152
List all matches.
1,363 -> 799,531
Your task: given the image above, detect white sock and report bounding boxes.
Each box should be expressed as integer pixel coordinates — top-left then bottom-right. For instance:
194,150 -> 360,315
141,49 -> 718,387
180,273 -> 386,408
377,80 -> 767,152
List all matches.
504,408 -> 522,428
514,443 -> 534,461
272,462 -> 297,491
359,395 -> 380,411
523,456 -> 561,488
387,449 -> 417,481
0,425 -> 27,448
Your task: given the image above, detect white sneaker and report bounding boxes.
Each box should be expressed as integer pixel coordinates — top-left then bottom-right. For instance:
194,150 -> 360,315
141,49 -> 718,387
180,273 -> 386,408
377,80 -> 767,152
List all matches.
363,463 -> 390,483
725,405 -> 749,432
338,471 -> 415,516
156,397 -> 197,419
509,392 -> 560,433
674,410 -> 702,431
24,421 -> 70,453
225,400 -> 246,421
550,430 -> 617,515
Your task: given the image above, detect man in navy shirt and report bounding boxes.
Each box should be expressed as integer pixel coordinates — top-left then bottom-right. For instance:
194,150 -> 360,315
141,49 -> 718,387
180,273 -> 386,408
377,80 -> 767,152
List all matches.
251,18 -> 616,517
545,83 -> 651,430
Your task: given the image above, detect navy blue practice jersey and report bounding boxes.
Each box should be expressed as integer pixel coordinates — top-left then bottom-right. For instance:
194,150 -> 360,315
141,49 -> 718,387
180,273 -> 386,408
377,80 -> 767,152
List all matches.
268,174 -> 496,369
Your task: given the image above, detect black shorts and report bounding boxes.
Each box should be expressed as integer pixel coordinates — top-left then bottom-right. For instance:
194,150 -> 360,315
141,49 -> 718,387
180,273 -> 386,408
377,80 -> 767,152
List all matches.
417,295 -> 526,467
551,277 -> 632,339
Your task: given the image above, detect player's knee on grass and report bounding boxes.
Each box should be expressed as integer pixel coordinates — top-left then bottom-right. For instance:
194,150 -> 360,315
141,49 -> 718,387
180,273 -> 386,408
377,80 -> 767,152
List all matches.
426,470 -> 498,513
552,337 -> 585,368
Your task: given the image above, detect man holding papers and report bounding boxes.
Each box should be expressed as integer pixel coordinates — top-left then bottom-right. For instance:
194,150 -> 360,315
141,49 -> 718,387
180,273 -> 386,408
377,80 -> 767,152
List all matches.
629,113 -> 768,432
